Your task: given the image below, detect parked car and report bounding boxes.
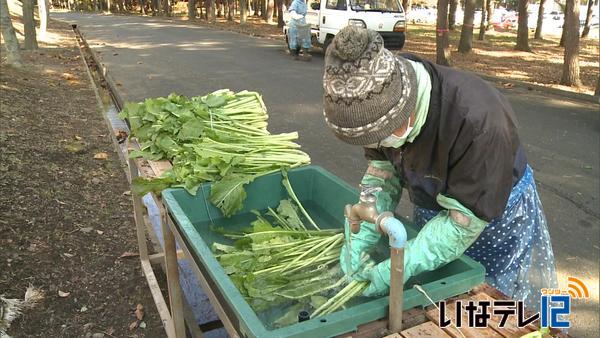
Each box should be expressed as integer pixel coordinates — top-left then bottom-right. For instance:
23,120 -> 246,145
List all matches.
284,0 -> 407,52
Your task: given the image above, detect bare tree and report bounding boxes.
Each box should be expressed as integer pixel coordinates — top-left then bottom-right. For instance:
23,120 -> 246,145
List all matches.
478,0 -> 487,40
535,0 -> 547,39
515,0 -> 531,51
240,0 -> 247,23
448,0 -> 458,30
188,0 -> 197,19
402,0 -> 411,12
458,0 -> 476,53
561,0 -> 581,86
0,0 -> 23,67
23,0 -> 38,49
277,0 -> 284,27
227,0 -> 233,20
266,0 -> 274,23
436,0 -> 451,66
486,0 -> 494,30
210,0 -> 216,22
38,0 -> 49,38
581,0 -> 597,38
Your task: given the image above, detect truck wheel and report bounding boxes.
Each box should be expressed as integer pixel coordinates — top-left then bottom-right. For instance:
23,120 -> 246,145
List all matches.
323,35 -> 333,55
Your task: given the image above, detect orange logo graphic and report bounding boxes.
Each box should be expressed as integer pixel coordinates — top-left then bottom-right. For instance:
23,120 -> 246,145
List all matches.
567,277 -> 590,299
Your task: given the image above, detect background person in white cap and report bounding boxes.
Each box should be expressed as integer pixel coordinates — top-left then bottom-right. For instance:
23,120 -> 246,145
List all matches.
324,26 -> 557,309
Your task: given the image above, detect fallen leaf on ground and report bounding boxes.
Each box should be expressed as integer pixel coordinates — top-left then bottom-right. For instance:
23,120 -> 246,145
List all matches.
122,190 -> 131,196
139,321 -> 147,329
129,321 -> 138,330
96,230 -> 104,235
75,135 -> 82,140
63,253 -> 75,258
135,304 -> 144,321
80,227 -> 94,233
119,251 -> 139,259
93,152 -> 109,160
58,290 -> 70,298
80,306 -> 88,312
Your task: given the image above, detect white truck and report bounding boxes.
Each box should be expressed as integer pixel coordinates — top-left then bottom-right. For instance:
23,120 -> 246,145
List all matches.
284,0 -> 407,53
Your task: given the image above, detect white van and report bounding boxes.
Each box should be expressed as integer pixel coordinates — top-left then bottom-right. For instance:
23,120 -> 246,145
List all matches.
284,0 -> 407,52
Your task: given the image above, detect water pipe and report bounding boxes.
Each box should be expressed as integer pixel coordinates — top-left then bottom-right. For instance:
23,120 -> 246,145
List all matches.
344,186 -> 408,333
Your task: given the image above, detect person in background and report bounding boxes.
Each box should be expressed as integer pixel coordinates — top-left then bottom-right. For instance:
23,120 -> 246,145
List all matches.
322,26 -> 558,309
288,0 -> 312,58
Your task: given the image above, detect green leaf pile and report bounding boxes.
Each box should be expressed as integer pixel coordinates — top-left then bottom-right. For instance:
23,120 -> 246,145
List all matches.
119,90 -> 311,216
212,198 -> 367,328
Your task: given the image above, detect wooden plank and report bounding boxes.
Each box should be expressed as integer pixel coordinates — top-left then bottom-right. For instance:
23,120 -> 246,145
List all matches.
426,299 -> 503,338
147,159 -> 173,177
166,214 -> 241,338
163,210 -> 187,337
399,322 -> 453,338
141,259 -> 176,337
148,250 -> 186,264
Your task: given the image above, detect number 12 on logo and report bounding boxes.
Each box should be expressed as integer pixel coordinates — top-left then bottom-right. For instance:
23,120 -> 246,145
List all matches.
540,295 -> 571,328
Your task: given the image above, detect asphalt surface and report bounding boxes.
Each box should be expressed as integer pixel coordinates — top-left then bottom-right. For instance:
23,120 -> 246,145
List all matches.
55,12 -> 599,337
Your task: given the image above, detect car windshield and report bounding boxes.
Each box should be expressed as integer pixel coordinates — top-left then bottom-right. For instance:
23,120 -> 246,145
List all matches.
350,0 -> 402,12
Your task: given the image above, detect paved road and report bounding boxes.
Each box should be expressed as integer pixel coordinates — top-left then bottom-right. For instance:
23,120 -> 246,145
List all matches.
56,12 -> 599,336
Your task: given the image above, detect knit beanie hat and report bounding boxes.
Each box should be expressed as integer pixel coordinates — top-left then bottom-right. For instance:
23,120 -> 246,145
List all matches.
323,26 -> 417,145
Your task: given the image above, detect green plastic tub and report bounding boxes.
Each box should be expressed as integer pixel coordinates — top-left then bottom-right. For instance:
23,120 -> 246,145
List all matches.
162,165 -> 485,338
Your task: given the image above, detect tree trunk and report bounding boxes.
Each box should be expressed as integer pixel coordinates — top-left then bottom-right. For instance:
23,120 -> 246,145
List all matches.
581,0 -> 595,38
210,0 -> 216,22
458,0 -> 476,53
23,0 -> 38,49
436,0 -> 451,66
266,0 -> 274,23
561,0 -> 581,86
240,0 -> 247,23
140,0 -> 146,14
448,0 -> 458,30
478,0 -> 487,40
188,0 -> 197,19
277,0 -> 284,27
228,0 -> 234,20
162,0 -> 171,16
402,0 -> 411,13
39,0 -> 49,38
515,0 -> 531,51
0,0 -> 23,67
560,0 -> 569,47
107,0 -> 113,12
595,76 -> 600,96
534,0 -> 546,39
486,0 -> 493,30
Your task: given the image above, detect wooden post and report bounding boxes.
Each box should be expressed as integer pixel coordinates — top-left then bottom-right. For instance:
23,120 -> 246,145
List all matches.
163,212 -> 186,337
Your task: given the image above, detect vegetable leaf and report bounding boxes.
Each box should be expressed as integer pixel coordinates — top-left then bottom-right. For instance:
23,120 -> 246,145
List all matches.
209,174 -> 254,217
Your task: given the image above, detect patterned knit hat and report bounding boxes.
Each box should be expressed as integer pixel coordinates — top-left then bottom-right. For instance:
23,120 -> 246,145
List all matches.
323,26 -> 417,145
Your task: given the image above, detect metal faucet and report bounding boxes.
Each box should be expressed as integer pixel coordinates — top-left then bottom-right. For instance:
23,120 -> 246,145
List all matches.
344,185 -> 407,333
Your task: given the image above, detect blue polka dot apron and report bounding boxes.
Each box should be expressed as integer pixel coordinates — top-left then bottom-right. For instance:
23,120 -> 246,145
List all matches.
414,165 -> 558,309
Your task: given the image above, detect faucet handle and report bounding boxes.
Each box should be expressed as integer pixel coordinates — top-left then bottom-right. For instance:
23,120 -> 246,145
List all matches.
360,185 -> 382,200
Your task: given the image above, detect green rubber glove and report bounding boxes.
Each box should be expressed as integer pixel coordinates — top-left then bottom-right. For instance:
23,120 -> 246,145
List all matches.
340,161 -> 401,276
360,194 -> 488,297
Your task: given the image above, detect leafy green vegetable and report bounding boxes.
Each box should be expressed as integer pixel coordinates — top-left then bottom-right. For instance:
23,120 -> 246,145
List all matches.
208,174 -> 254,217
119,90 -> 311,216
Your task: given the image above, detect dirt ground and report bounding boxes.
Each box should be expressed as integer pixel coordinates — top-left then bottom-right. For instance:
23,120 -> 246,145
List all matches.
0,19 -> 165,338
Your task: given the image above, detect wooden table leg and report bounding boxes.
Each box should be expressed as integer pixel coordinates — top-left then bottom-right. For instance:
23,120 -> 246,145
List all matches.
163,214 -> 186,337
